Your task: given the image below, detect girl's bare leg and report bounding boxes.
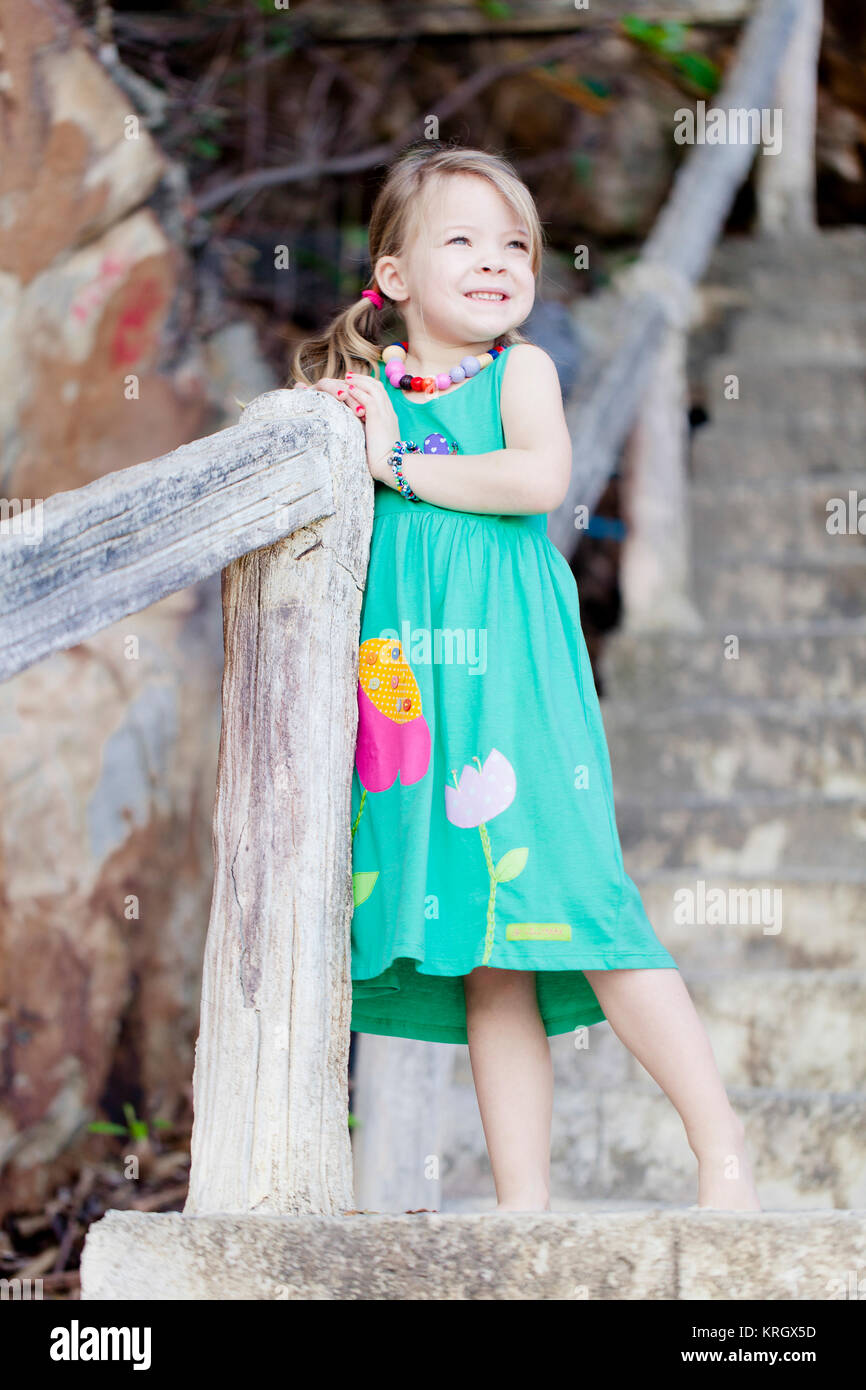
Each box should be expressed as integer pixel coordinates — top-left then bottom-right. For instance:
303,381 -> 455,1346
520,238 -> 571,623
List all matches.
582,967 -> 761,1210
463,967 -> 553,1211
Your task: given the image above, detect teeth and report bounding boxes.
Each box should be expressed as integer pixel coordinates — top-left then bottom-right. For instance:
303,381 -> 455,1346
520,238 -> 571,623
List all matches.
466,292 -> 506,301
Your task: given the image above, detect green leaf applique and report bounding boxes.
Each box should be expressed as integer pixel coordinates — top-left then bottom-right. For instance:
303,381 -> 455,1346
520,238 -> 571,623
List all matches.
493,847 -> 528,883
353,871 -> 379,907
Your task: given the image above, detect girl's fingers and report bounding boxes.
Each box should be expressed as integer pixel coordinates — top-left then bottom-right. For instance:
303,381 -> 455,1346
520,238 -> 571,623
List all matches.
312,380 -> 344,399
337,387 -> 365,417
307,375 -> 382,418
341,377 -> 371,416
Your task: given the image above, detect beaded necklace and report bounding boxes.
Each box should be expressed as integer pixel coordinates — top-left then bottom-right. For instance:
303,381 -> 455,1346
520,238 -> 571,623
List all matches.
382,340 -> 508,398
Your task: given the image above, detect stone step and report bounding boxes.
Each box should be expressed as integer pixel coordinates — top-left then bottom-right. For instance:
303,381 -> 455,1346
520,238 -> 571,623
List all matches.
692,551 -> 866,622
630,868 -> 865,970
604,697 -> 866,800
706,228 -> 866,290
600,619 -> 866,705
78,1207 -> 866,1300
689,475 -> 866,559
690,422 -> 866,480
699,362 -> 866,424
455,971 -> 866,1092
444,1080 -> 866,1210
440,1194 -> 681,1213
615,792 -> 866,875
725,317 -> 866,366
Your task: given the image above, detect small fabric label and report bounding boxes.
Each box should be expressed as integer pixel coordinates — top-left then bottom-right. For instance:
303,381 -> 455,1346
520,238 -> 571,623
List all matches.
505,922 -> 572,941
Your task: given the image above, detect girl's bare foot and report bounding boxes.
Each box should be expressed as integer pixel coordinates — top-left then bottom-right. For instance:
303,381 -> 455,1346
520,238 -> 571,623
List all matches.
495,1199 -> 551,1212
692,1120 -> 762,1210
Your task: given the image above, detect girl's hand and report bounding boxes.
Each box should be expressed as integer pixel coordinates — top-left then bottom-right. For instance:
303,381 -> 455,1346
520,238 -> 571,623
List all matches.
339,373 -> 402,484
295,375 -> 401,484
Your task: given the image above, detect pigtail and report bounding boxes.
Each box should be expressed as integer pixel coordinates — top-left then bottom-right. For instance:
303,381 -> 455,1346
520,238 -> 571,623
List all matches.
286,291 -> 392,387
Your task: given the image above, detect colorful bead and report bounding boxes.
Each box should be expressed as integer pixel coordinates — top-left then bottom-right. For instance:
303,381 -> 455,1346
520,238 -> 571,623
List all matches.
381,341 -> 507,398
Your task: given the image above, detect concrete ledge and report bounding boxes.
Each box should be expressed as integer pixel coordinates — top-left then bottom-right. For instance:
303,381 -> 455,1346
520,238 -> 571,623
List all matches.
80,1209 -> 866,1301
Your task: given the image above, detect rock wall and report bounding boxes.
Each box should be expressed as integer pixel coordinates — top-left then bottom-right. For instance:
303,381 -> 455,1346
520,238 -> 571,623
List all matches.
0,0 -> 225,1215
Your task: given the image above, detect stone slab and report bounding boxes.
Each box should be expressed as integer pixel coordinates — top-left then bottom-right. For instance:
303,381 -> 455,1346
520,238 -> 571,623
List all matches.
79,1208 -> 866,1301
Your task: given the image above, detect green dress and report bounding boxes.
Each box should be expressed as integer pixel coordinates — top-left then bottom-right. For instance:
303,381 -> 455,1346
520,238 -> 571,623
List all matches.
350,344 -> 678,1044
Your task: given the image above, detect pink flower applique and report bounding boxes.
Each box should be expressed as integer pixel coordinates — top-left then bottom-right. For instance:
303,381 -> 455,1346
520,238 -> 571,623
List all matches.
351,637 -> 431,907
445,748 -> 528,964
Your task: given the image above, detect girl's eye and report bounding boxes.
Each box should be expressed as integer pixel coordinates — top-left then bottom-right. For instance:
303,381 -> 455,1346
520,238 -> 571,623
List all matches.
447,236 -> 529,250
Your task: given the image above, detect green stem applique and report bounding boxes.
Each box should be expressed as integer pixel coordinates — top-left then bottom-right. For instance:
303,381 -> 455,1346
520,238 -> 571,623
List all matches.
351,788 -> 378,905
477,820 -> 498,965
450,755 -> 529,968
351,787 -> 367,841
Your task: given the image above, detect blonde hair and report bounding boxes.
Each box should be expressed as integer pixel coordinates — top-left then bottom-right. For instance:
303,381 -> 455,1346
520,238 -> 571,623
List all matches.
287,141 -> 544,386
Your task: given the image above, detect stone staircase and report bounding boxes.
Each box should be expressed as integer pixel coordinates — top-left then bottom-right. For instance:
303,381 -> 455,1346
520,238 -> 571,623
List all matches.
439,230 -> 866,1222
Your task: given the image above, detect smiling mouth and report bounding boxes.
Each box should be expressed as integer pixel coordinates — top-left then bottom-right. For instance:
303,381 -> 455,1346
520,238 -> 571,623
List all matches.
464,291 -> 509,302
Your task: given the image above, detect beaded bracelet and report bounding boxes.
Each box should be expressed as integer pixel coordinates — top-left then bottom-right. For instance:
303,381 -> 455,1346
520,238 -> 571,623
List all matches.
388,440 -> 422,502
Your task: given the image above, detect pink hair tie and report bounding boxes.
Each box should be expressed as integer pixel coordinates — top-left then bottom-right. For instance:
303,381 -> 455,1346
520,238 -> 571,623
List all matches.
361,288 -> 384,310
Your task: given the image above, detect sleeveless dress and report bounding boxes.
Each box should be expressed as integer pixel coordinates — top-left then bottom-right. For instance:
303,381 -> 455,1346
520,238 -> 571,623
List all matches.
349,344 -> 678,1044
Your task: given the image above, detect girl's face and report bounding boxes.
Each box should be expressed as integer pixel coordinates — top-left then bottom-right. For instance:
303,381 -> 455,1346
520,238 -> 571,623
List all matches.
379,173 -> 536,349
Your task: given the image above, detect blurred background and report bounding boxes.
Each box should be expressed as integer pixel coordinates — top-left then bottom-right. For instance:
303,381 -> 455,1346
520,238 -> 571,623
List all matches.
1,0 -> 864,1297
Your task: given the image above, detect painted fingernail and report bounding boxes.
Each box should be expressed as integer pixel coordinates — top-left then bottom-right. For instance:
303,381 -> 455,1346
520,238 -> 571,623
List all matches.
346,372 -> 353,378
337,390 -> 345,396
356,406 -> 364,414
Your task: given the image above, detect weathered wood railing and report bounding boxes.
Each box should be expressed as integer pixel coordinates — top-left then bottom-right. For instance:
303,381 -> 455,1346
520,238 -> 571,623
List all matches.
0,406 -> 335,682
1,0 -> 820,1230
1,389 -> 371,1215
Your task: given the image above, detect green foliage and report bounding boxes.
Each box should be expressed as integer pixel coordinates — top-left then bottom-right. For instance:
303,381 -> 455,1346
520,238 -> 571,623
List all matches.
571,152 -> 593,186
620,15 -> 720,95
672,53 -> 720,93
191,137 -> 222,160
476,0 -> 513,19
87,1101 -> 172,1141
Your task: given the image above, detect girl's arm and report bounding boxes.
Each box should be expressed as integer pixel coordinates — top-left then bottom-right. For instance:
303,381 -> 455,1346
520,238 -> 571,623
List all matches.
337,344 -> 571,516
382,344 -> 572,516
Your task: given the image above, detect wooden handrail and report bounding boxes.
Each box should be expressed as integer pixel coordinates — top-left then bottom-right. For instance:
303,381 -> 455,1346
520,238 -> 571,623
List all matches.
0,405 -> 335,683
547,0 -> 807,558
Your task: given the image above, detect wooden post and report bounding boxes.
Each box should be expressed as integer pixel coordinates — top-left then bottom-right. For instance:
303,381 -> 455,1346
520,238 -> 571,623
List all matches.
756,0 -> 822,234
352,1035 -> 455,1213
619,321 -> 704,632
184,389 -> 372,1216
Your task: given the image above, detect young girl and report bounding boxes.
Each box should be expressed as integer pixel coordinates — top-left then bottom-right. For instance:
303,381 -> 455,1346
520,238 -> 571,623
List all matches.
290,143 -> 761,1215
